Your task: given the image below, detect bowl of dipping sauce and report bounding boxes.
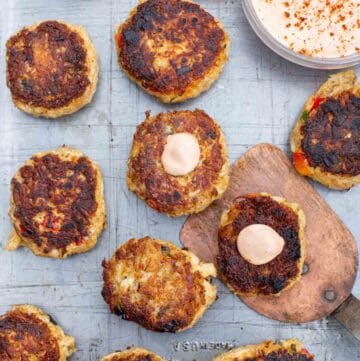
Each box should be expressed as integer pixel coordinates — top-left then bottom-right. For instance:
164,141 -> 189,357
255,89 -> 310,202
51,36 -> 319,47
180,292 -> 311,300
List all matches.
242,0 -> 360,69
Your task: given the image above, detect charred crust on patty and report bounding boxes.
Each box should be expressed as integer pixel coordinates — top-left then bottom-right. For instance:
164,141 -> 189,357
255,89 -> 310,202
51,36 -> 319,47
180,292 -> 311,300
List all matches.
216,193 -> 306,296
6,20 -> 98,118
127,109 -> 229,217
115,0 -> 229,103
301,92 -> 360,176
0,309 -> 60,360
12,155 -> 96,248
213,339 -> 314,361
101,348 -> 164,361
8,147 -> 106,258
291,70 -> 360,189
7,21 -> 89,108
0,305 -> 75,361
102,237 -> 217,332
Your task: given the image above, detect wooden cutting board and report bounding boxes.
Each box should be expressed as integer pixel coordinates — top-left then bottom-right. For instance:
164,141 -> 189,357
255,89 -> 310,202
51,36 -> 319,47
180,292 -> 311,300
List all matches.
180,143 -> 358,323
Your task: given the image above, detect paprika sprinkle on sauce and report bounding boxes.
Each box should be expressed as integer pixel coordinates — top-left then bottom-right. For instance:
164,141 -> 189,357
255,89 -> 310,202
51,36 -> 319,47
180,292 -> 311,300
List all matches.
252,0 -> 360,58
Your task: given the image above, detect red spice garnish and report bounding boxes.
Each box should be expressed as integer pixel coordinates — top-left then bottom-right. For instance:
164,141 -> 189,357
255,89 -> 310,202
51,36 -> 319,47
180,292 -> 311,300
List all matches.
41,215 -> 49,228
310,97 -> 325,111
301,348 -> 314,358
293,152 -> 311,176
75,237 -> 83,245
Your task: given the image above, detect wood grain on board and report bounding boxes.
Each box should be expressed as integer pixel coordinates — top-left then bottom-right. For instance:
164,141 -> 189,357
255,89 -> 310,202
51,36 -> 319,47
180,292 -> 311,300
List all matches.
180,143 -> 358,323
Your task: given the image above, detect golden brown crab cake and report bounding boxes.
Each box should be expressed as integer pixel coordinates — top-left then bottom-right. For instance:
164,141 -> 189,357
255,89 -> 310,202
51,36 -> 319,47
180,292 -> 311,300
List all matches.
7,146 -> 106,258
290,70 -> 360,190
115,0 -> 229,103
102,236 -> 217,332
101,348 -> 164,361
216,193 -> 306,297
127,109 -> 229,217
213,339 -> 314,361
6,20 -> 98,118
0,304 -> 76,361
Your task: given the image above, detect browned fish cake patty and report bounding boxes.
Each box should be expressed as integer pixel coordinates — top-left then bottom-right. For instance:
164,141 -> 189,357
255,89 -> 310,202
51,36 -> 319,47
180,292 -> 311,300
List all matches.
127,109 -> 229,217
115,0 -> 229,103
216,193 -> 306,296
0,305 -> 75,361
102,237 -> 217,332
291,70 -> 360,189
213,339 -> 314,361
7,147 -> 106,258
6,20 -> 98,118
301,92 -> 360,174
101,348 -> 164,361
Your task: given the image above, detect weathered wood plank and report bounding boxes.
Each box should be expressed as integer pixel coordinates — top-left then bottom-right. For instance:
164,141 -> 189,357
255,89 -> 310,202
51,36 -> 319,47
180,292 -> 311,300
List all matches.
180,144 -> 358,322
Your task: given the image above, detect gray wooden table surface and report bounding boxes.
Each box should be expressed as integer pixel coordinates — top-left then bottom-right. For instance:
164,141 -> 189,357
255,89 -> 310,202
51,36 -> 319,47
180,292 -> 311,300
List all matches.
0,1 -> 359,360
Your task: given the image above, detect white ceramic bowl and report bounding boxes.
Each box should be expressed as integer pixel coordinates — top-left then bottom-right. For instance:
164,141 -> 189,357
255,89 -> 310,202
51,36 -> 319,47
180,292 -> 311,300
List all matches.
242,0 -> 360,70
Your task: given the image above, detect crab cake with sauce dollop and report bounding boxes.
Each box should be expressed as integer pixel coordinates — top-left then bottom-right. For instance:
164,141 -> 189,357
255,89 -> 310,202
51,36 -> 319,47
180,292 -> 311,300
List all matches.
102,236 -> 217,332
0,304 -> 76,361
291,70 -> 360,189
7,146 -> 106,258
115,0 -> 229,103
6,20 -> 98,118
216,193 -> 306,296
127,109 -> 229,217
101,348 -> 164,361
214,339 -> 314,361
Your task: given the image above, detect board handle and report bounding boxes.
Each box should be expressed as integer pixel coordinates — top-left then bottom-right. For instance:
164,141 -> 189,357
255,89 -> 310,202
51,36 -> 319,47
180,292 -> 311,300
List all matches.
332,294 -> 360,341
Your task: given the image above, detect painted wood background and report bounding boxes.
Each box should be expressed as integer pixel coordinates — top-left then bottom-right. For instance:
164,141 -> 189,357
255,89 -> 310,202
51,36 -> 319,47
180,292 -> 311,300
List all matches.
0,1 -> 359,360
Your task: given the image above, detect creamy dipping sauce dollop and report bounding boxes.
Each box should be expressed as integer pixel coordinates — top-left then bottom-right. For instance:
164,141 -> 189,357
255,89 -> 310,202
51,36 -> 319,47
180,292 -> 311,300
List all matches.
252,0 -> 360,58
161,133 -> 200,176
237,224 -> 285,265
